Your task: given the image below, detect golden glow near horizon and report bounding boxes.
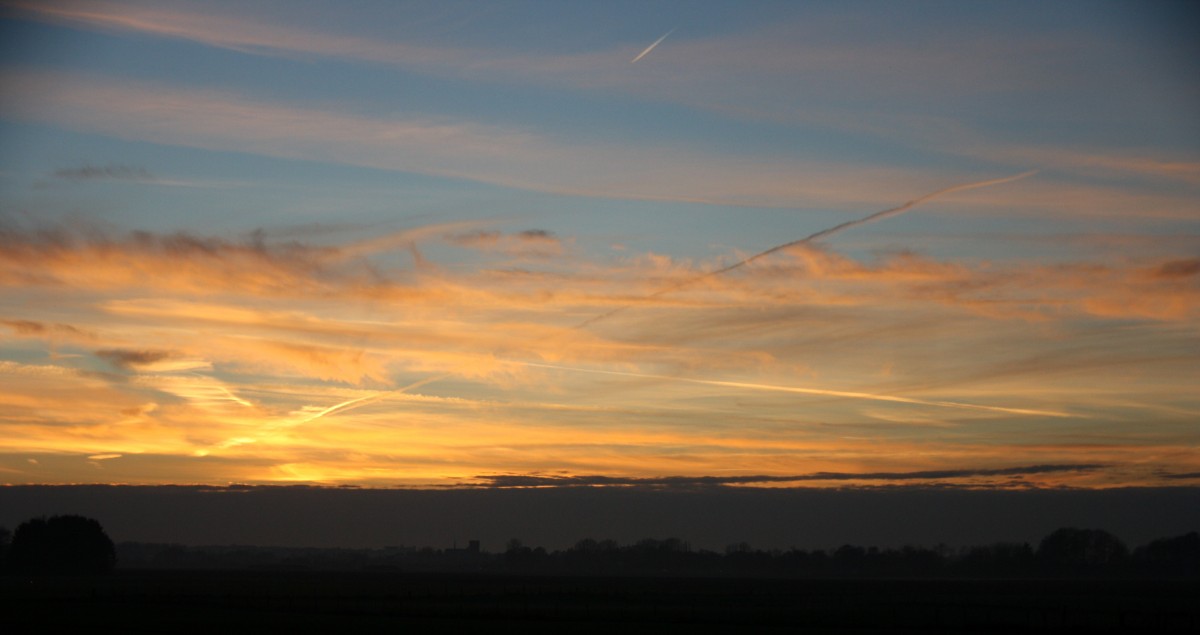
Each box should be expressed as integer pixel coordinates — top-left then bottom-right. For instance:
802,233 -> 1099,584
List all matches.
1,1 -> 1198,489
3,211 -> 1196,488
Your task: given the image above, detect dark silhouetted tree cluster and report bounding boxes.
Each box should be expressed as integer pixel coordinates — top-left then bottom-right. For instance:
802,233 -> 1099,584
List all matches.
0,526 -> 10,567
1133,531 -> 1200,577
958,541 -> 1036,577
482,527 -> 1194,578
5,515 -> 115,574
1037,527 -> 1128,572
103,526 -> 1200,578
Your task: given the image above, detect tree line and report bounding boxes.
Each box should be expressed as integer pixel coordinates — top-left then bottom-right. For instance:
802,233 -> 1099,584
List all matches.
2,515 -> 1197,578
498,529 -> 1199,578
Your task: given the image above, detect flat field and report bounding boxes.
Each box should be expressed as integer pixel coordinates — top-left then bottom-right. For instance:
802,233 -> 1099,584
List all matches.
2,571 -> 1197,633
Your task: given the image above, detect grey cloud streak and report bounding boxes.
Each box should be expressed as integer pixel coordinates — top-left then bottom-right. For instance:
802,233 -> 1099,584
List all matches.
95,348 -> 175,369
446,229 -> 563,256
1160,471 -> 1200,480
471,464 -> 1106,488
1,319 -> 90,338
1151,258 -> 1200,279
53,164 -> 154,182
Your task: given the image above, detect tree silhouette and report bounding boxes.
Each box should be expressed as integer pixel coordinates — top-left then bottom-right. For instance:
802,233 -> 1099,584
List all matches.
1037,527 -> 1127,572
958,542 -> 1035,576
0,526 -> 10,571
8,515 -> 116,574
1136,531 -> 1200,576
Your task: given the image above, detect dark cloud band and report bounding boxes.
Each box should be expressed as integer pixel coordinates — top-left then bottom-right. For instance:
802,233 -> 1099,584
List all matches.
472,464 -> 1106,488
53,164 -> 154,181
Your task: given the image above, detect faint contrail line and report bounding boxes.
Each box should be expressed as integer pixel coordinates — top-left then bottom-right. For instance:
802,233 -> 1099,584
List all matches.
518,360 -> 1075,418
219,386 -> 254,408
631,28 -> 676,63
575,170 -> 1037,328
304,171 -> 1047,422
300,374 -> 450,423
710,170 -> 1039,274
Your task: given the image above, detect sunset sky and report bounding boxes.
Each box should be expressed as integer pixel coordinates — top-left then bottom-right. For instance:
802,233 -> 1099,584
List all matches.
1,0 -> 1197,491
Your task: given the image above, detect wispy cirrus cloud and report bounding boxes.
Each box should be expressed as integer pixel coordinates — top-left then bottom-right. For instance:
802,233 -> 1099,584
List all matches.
10,1 -> 1175,111
576,171 -> 1037,329
10,0 -> 1197,195
4,219 -> 1197,356
4,0 -> 485,72
2,1 -> 1197,491
6,65 -> 1193,221
5,67 -> 1147,215
3,220 -> 1197,366
2,219 -> 1196,486
0,351 -> 1190,487
0,69 -> 908,209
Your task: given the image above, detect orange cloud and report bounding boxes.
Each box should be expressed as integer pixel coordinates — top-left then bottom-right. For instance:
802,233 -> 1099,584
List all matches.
2,219 -> 1197,488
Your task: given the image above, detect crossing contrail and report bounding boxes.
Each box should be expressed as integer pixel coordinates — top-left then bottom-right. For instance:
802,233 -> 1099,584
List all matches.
517,360 -> 1075,418
299,373 -> 451,423
575,170 -> 1037,329
631,28 -> 676,63
301,353 -> 1074,421
302,170 -> 1049,422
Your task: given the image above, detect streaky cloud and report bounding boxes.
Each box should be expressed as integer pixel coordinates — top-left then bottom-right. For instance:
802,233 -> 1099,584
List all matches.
472,464 -> 1107,488
270,171 -> 1062,421
1150,258 -> 1200,279
518,360 -> 1076,418
95,348 -> 174,370
447,228 -> 565,257
575,170 -> 1038,329
298,374 -> 452,424
1,319 -> 93,339
1160,471 -> 1200,480
53,163 -> 153,182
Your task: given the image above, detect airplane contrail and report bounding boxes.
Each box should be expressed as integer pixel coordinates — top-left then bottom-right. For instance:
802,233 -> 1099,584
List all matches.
575,170 -> 1037,328
303,170 -> 1050,422
518,360 -> 1075,418
299,373 -> 451,423
302,354 -> 1074,422
219,386 -> 254,408
707,170 -> 1039,276
631,28 -> 676,63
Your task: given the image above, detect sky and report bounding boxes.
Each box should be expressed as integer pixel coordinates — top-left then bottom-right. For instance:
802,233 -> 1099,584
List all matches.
1,0 -> 1198,494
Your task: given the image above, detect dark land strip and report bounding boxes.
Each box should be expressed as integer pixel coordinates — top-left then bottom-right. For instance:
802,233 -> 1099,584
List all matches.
3,571 -> 1199,634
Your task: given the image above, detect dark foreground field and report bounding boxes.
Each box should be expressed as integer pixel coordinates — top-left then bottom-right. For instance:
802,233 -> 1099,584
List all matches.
2,571 -> 1198,634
